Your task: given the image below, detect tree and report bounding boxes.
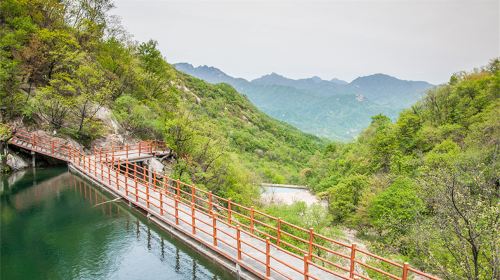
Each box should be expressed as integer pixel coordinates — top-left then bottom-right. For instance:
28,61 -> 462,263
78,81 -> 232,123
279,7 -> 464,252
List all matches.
367,114 -> 397,172
136,40 -> 174,99
368,177 -> 424,242
71,60 -> 114,135
32,78 -> 73,129
329,174 -> 369,222
417,151 -> 499,280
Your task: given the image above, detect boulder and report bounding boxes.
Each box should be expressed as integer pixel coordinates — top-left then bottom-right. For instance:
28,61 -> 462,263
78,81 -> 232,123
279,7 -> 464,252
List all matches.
7,152 -> 29,170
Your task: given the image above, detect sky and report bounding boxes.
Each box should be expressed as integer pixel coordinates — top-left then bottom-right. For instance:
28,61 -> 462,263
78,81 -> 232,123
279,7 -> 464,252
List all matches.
113,0 -> 499,84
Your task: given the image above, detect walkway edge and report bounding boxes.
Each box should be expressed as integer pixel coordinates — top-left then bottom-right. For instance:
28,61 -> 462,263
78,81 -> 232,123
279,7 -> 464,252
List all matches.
68,163 -> 259,280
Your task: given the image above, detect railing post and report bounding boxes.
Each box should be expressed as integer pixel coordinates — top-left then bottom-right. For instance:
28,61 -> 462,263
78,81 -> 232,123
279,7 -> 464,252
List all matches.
125,144 -> 129,158
191,186 -> 195,204
266,238 -> 271,278
212,212 -> 217,246
228,199 -> 232,225
236,225 -> 241,261
125,160 -> 129,196
135,177 -> 138,202
160,189 -> 164,215
208,191 -> 213,213
402,262 -> 409,280
99,148 -> 102,162
101,158 -> 104,180
308,228 -> 314,260
176,180 -> 180,197
277,218 -> 282,247
349,243 -> 357,279
138,142 -> 141,156
108,158 -> 111,185
116,159 -> 120,190
191,203 -> 196,234
51,140 -> 54,154
175,196 -> 179,225
146,178 -> 150,208
304,254 -> 309,280
250,206 -> 255,234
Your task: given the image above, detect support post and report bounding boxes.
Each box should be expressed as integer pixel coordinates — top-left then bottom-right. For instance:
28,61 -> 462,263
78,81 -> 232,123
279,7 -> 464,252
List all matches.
176,180 -> 180,197
236,225 -> 241,261
135,178 -> 138,202
31,151 -> 35,167
191,203 -> 196,234
250,206 -> 255,234
148,159 -> 152,187
402,262 -> 409,280
208,191 -> 213,213
228,199 -> 232,225
146,178 -> 150,208
266,238 -> 271,278
116,159 -> 120,190
308,228 -> 314,260
304,254 -> 309,280
108,159 -> 111,185
125,160 -> 129,196
175,196 -> 179,225
160,190 -> 164,215
277,218 -> 282,247
349,243 -> 357,279
212,212 -> 217,246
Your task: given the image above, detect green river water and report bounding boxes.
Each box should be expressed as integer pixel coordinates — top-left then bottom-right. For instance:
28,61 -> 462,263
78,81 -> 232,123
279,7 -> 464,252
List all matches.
0,167 -> 233,280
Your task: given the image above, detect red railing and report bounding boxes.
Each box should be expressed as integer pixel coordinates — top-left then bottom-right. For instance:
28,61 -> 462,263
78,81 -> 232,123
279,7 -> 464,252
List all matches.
9,129 -> 440,280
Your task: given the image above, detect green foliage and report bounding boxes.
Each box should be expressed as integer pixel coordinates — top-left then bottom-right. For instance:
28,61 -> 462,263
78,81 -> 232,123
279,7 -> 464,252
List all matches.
305,59 -> 500,278
368,177 -> 424,239
328,174 -> 369,222
1,0 -> 324,206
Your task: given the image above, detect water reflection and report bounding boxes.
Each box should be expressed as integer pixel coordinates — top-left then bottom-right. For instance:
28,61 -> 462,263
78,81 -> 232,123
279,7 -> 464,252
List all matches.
1,168 -> 231,280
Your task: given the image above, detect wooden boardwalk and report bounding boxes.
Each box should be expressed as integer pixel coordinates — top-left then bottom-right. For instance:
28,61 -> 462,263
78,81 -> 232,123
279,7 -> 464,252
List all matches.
8,129 -> 440,280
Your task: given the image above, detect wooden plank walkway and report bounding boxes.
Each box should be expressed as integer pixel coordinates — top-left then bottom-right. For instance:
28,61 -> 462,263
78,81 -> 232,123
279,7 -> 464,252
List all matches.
8,129 -> 441,280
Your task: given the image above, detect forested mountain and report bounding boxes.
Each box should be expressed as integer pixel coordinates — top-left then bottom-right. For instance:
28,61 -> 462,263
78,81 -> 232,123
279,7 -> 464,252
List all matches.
1,1 -> 498,279
174,63 -> 434,140
0,0 -> 325,204
303,61 -> 499,279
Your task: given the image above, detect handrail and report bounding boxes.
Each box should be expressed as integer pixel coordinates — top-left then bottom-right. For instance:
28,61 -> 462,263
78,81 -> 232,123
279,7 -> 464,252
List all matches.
8,129 -> 441,280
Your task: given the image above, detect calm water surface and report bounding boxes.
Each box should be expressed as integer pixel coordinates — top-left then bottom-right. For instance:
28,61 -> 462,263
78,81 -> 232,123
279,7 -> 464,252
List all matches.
0,168 -> 232,280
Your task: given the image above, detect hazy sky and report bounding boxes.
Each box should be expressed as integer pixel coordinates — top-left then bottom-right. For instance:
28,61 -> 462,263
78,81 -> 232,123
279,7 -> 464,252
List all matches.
113,0 -> 499,84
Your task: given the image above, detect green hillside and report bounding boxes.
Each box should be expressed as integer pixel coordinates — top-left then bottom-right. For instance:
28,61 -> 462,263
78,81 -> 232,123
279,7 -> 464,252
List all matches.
174,63 -> 433,140
303,61 -> 499,279
0,0 -> 325,204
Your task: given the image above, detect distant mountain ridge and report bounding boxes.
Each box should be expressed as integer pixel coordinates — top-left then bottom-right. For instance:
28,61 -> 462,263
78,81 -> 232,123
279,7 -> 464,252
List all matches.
174,63 -> 434,140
